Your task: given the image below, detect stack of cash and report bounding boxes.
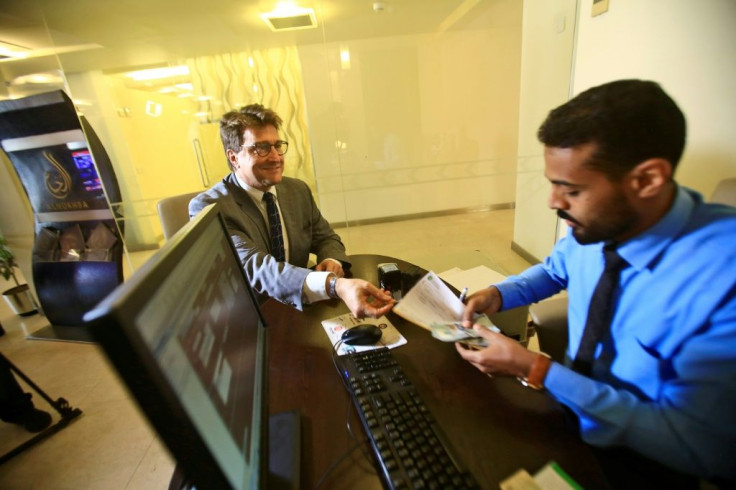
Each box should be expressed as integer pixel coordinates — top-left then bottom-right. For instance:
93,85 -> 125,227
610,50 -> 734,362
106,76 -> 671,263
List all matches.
429,315 -> 500,347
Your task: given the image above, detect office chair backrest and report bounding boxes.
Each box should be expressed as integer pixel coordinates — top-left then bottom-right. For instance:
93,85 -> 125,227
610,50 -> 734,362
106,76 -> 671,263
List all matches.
157,191 -> 201,241
710,177 -> 736,206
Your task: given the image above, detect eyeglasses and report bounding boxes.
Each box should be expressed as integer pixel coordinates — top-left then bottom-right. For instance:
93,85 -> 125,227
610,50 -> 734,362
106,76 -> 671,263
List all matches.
243,140 -> 289,157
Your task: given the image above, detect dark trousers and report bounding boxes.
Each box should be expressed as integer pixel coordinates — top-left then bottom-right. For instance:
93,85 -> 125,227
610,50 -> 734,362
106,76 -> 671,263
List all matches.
560,405 -> 700,489
592,445 -> 699,489
0,356 -> 34,422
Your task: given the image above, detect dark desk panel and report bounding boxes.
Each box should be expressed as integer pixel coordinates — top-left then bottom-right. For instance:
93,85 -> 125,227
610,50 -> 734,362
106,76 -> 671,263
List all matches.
263,254 -> 607,489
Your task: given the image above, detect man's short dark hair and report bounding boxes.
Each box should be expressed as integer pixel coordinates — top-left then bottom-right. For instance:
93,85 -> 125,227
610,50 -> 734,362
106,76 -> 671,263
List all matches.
219,103 -> 283,155
537,79 -> 686,180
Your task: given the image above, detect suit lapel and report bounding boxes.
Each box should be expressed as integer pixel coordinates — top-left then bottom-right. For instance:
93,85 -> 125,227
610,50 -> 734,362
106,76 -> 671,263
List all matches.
224,174 -> 270,245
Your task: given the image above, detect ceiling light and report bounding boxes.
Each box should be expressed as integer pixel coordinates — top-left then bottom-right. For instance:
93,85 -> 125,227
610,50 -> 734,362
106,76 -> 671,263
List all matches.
124,65 -> 190,82
0,40 -> 30,60
340,47 -> 351,70
0,42 -> 101,64
10,71 -> 64,86
262,3 -> 318,31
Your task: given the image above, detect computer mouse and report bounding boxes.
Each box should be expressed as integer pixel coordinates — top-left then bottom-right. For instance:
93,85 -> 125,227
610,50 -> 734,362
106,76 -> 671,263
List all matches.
341,324 -> 383,346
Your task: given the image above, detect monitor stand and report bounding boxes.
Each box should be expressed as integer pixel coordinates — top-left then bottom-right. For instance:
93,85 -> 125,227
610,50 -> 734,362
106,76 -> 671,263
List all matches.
268,410 -> 301,490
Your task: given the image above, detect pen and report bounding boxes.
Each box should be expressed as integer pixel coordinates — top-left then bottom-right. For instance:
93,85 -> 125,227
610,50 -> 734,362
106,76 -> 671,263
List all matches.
459,287 -> 468,303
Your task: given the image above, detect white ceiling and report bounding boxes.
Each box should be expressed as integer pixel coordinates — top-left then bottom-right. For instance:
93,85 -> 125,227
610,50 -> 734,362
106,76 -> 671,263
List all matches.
0,0 -> 519,85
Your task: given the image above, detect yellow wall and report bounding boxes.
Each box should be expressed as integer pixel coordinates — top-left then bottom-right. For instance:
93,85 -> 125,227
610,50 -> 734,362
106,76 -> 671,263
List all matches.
572,0 -> 736,198
513,0 -> 736,260
513,0 -> 577,261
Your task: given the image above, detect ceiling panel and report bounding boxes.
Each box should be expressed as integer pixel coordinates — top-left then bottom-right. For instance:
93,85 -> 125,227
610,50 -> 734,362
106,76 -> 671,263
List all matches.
0,0 -> 520,97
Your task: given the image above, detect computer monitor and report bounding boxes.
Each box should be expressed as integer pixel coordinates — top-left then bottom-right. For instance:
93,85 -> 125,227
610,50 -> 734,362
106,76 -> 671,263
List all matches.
84,203 -> 269,489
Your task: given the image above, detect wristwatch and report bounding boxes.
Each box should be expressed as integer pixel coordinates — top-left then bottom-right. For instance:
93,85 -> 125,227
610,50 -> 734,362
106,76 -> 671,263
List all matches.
518,352 -> 552,390
327,274 -> 339,299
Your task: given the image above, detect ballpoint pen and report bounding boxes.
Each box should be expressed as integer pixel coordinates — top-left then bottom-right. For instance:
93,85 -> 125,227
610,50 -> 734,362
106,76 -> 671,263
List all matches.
458,287 -> 468,303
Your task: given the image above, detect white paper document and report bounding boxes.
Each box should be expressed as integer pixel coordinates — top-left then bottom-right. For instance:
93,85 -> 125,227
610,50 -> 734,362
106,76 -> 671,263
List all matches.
393,271 -> 467,330
438,265 -> 507,295
321,313 -> 407,356
393,270 -> 501,336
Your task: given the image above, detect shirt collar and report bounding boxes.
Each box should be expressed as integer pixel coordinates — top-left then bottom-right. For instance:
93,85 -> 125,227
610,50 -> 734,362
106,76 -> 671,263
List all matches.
233,172 -> 277,202
617,185 -> 696,271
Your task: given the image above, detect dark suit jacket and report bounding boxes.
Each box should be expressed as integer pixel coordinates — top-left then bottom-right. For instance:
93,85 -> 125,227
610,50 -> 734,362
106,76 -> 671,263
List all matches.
189,174 -> 350,309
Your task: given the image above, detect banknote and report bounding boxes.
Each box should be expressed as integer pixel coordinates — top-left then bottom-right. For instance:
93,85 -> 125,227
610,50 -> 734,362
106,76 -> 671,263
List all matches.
429,315 -> 500,346
429,322 -> 480,342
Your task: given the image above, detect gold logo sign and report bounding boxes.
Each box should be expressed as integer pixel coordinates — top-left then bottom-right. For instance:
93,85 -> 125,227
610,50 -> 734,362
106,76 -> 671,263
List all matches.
43,150 -> 72,199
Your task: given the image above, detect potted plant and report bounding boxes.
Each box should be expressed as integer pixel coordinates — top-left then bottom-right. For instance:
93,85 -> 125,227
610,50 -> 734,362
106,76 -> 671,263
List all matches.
0,237 -> 38,316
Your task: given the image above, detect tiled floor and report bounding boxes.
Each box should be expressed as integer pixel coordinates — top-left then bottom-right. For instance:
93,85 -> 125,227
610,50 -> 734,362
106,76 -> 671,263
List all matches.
0,208 -> 533,489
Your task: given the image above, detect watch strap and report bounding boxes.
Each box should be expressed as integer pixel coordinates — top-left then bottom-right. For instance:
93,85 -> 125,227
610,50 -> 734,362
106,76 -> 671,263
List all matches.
519,352 -> 552,390
327,274 -> 339,299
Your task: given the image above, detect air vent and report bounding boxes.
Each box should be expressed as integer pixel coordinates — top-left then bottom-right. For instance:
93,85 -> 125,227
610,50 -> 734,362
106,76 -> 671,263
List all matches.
262,7 -> 317,31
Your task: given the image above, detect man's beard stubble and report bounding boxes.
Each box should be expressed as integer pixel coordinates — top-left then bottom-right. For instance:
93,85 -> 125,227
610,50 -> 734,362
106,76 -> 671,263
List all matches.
557,203 -> 638,245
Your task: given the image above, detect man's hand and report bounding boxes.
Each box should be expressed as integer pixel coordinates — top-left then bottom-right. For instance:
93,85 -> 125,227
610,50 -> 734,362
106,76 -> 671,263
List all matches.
335,278 -> 395,318
461,286 -> 503,328
315,258 -> 344,277
455,325 -> 538,378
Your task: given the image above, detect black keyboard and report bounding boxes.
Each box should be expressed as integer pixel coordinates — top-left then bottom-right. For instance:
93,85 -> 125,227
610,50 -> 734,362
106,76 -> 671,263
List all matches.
340,348 -> 480,489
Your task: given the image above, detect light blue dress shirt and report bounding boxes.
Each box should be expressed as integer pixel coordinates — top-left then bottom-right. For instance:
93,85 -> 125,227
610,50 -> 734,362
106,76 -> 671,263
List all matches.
496,186 -> 736,481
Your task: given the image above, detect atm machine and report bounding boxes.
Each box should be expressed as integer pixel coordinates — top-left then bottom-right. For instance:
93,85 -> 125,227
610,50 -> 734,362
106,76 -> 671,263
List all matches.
0,90 -> 123,341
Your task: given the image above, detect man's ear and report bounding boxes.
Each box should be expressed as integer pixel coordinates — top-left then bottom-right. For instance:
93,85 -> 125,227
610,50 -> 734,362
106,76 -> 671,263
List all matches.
628,158 -> 672,198
226,149 -> 239,170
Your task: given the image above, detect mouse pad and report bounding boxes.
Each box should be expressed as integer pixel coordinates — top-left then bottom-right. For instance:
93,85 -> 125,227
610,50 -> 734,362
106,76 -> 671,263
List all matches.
321,313 -> 407,356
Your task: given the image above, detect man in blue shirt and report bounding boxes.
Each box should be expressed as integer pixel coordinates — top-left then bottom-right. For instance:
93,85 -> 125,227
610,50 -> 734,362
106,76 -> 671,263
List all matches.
458,80 -> 736,485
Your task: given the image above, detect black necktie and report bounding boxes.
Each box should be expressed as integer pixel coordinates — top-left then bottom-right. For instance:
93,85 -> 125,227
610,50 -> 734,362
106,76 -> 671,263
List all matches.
262,192 -> 285,262
572,244 -> 628,375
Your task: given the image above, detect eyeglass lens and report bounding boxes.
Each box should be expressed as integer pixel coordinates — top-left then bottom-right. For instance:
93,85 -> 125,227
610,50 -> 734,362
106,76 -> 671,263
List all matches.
250,141 -> 288,156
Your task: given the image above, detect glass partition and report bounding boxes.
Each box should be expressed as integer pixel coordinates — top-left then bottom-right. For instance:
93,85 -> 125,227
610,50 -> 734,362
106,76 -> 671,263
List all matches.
0,0 -> 575,277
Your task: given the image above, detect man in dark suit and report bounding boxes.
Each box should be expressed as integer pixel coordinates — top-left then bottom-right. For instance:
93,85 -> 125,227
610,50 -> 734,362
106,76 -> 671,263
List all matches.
190,104 -> 393,318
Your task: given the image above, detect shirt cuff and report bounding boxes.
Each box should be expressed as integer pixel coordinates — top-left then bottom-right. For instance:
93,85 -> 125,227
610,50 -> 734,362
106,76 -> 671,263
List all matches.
494,281 -> 524,311
303,271 -> 332,304
543,361 -> 591,405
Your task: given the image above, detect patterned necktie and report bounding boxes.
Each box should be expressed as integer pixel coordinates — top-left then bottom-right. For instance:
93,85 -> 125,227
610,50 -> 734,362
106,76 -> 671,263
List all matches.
262,192 -> 285,262
572,244 -> 628,375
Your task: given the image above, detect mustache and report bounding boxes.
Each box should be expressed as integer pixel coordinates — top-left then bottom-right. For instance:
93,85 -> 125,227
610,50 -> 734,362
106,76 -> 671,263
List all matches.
557,210 -> 580,225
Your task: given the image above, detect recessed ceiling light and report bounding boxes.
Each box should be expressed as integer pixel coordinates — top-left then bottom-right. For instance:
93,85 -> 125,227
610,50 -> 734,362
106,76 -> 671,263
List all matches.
124,65 -> 190,82
0,40 -> 30,60
10,71 -> 64,86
